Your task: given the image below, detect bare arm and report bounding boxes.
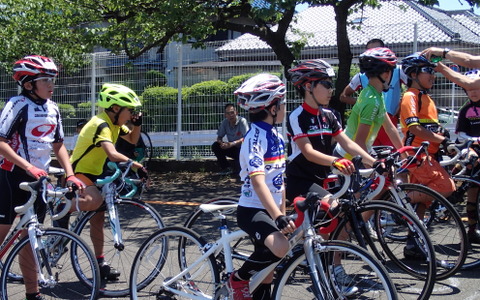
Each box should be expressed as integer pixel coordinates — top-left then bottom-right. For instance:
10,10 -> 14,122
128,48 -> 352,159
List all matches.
294,136 -> 338,166
52,142 -> 76,177
422,47 -> 480,69
120,124 -> 141,145
407,124 -> 445,144
339,85 -> 357,105
0,138 -> 36,171
382,113 -> 404,150
335,132 -> 376,167
251,174 -> 285,221
434,62 -> 480,90
101,141 -> 143,169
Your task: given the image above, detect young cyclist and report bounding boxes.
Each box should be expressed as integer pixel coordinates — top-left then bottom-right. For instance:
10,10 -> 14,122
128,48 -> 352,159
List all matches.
452,69 -> 480,244
228,73 -> 295,300
0,55 -> 84,300
334,47 -> 404,157
340,39 -> 408,149
286,59 -> 379,296
286,59 -> 377,203
69,83 -> 147,280
399,53 -> 455,258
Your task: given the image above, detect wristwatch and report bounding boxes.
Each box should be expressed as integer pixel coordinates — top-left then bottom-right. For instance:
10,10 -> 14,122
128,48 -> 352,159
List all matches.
443,48 -> 451,59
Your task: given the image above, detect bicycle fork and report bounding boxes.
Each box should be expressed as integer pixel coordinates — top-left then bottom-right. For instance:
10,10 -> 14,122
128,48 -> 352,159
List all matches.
103,183 -> 124,251
27,223 -> 56,288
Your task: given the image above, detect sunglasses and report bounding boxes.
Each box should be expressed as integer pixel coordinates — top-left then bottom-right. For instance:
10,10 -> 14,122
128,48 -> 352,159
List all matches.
33,77 -> 56,84
420,67 -> 435,75
316,80 -> 335,90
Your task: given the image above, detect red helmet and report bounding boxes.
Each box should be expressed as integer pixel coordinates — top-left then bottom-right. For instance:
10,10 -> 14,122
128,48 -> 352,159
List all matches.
288,59 -> 335,87
13,55 -> 58,86
359,47 -> 397,76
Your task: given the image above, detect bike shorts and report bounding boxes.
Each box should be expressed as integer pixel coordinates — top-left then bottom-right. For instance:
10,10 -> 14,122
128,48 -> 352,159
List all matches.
0,168 -> 46,225
237,206 -> 279,247
285,176 -> 330,206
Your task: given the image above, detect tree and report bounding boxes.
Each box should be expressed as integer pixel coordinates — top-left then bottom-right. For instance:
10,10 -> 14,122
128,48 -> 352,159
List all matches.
0,0 -> 478,115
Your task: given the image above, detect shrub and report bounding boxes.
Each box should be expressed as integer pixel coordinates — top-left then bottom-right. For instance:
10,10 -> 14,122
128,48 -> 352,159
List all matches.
141,86 -> 181,132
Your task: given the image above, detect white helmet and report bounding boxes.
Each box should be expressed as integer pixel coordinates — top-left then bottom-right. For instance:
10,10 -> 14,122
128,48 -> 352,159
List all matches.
235,73 -> 286,111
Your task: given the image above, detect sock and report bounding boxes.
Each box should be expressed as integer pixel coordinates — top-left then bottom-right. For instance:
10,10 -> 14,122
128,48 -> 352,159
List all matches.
252,283 -> 271,300
25,293 -> 42,300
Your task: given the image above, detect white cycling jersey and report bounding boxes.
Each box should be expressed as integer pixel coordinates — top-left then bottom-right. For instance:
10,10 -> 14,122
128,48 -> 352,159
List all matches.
0,95 -> 64,171
238,121 -> 286,209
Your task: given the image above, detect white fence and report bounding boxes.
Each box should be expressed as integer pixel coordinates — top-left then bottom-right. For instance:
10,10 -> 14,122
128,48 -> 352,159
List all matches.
0,19 -> 478,159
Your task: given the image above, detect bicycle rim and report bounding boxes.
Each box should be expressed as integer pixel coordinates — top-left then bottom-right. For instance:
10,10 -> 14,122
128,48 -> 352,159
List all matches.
0,228 -> 100,300
384,183 -> 467,280
130,226 -> 220,299
73,199 -> 165,297
331,201 -> 436,300
273,239 -> 397,300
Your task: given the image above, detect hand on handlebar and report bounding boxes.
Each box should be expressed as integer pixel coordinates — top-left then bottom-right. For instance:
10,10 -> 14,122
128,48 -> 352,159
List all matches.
27,166 -> 48,179
332,158 -> 355,175
66,175 -> 86,191
275,215 -> 296,234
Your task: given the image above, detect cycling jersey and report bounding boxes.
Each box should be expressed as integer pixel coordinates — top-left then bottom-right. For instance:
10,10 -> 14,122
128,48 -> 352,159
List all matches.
349,65 -> 407,116
71,111 -> 129,176
400,88 -> 441,154
335,84 -> 386,158
286,102 -> 342,182
0,95 -> 64,171
238,121 -> 286,209
456,100 -> 480,138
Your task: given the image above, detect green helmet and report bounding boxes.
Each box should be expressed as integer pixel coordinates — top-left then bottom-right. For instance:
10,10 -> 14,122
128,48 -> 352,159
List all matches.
97,83 -> 141,109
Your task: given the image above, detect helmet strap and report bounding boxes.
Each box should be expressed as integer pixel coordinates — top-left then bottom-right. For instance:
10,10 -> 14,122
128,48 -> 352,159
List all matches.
22,82 -> 47,105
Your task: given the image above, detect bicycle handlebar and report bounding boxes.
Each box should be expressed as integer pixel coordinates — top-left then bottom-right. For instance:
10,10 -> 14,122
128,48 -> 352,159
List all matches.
17,176 -> 73,220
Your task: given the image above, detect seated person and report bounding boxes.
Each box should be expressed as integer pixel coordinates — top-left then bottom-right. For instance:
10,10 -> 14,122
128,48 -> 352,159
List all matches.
212,103 -> 249,175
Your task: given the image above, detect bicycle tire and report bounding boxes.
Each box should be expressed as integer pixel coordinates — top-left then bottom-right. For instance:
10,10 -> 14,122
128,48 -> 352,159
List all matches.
72,198 -> 165,297
0,228 -> 100,300
330,200 -> 436,300
183,197 -> 253,270
273,239 -> 397,300
129,226 -> 220,299
381,183 -> 467,280
138,131 -> 153,166
449,176 -> 480,270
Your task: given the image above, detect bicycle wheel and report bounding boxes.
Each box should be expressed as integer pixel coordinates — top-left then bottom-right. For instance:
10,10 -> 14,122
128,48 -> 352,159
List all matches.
273,239 -> 397,300
330,200 -> 435,300
184,197 -> 253,270
72,198 -> 165,297
130,226 -> 220,299
381,183 -> 467,280
0,228 -> 100,300
136,131 -> 153,166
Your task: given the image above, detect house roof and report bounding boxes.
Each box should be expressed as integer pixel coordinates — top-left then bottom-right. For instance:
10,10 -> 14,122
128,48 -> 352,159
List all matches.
216,0 -> 480,59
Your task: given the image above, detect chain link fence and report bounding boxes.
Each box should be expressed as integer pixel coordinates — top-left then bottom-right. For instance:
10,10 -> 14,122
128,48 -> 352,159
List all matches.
0,20 -> 479,159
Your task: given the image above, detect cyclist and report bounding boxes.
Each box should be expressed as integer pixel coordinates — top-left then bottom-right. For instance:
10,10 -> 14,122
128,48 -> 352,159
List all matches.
399,53 -> 455,258
228,73 -> 295,300
340,39 -> 408,150
286,59 -> 377,199
0,55 -> 84,300
334,47 -> 404,158
68,83 -> 147,280
452,69 -> 480,244
286,59 -> 378,296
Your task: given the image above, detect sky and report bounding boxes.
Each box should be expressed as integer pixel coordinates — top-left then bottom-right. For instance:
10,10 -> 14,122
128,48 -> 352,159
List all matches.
296,1 -> 480,14
435,0 -> 480,14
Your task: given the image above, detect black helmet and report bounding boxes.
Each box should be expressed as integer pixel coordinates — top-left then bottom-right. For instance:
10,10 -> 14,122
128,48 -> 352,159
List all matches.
401,53 -> 436,77
359,47 -> 397,76
288,59 -> 335,87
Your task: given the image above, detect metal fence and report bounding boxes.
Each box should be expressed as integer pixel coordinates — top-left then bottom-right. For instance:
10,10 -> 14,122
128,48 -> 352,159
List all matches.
0,20 -> 479,159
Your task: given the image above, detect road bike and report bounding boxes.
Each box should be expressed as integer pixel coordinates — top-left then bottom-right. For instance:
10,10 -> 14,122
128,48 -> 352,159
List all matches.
371,142 -> 467,280
129,188 -> 397,299
0,177 -> 100,300
53,161 -> 165,297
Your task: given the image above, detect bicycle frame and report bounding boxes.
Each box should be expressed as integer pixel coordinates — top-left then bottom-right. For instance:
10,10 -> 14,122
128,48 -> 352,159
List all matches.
0,178 -> 71,285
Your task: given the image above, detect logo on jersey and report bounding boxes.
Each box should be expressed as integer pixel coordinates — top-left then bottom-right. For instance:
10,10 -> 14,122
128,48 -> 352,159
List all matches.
250,155 -> 263,168
31,124 -> 55,137
272,173 -> 283,190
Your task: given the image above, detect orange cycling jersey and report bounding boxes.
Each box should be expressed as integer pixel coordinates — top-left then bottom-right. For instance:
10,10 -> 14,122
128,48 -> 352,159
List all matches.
400,88 -> 442,154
